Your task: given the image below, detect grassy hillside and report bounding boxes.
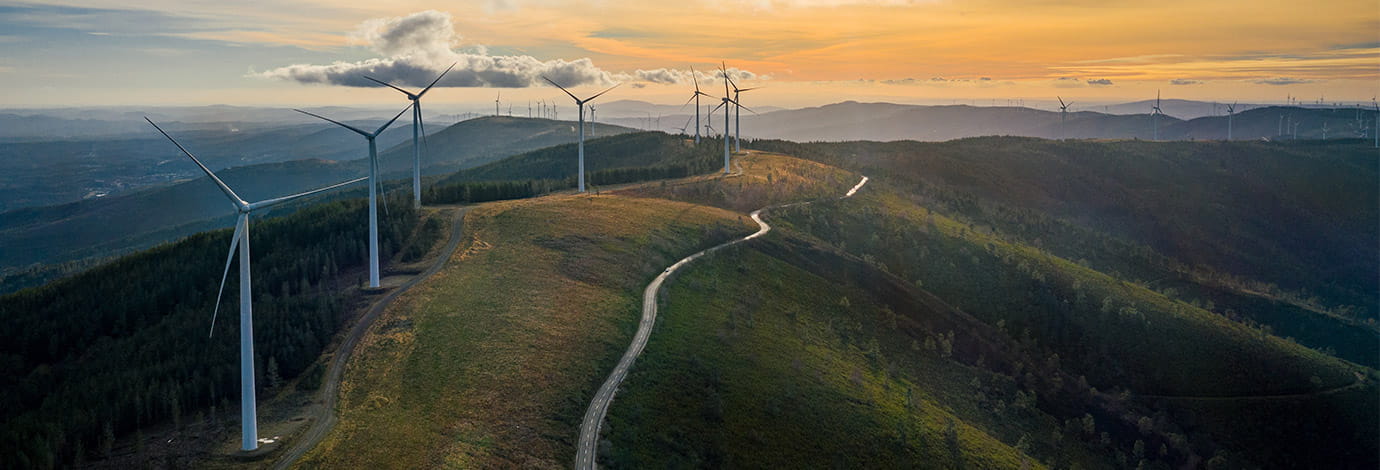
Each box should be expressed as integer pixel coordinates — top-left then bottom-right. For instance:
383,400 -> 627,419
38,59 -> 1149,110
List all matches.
297,193 -> 753,468
771,179 -> 1376,468
754,137 -> 1378,367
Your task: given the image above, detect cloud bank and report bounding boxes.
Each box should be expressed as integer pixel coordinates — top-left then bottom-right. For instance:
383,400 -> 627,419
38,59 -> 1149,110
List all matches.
255,10 -> 759,89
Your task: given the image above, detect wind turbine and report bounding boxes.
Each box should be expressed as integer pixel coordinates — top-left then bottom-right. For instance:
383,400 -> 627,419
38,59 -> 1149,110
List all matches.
495,91 -> 501,116
145,118 -> 365,452
1057,96 -> 1072,140
705,104 -> 716,136
1225,102 -> 1236,140
1151,90 -> 1164,140
363,63 -> 455,210
542,76 -> 620,192
675,115 -> 693,135
295,106 -> 410,288
679,66 -> 714,143
710,67 -> 746,174
723,63 -> 760,152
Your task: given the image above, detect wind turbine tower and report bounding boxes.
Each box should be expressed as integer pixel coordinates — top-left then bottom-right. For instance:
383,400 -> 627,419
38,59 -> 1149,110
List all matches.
542,76 -> 620,192
1151,90 -> 1164,140
1226,102 -> 1236,140
1057,97 -> 1072,140
710,67 -> 744,174
680,66 -> 713,143
295,106 -> 410,288
363,63 -> 455,209
146,118 -> 365,451
724,64 -> 760,152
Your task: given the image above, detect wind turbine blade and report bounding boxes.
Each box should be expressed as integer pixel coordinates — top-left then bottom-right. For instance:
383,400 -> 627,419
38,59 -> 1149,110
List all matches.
583,83 -> 621,103
739,103 -> 758,114
416,62 -> 457,98
1058,96 -> 1066,108
542,76 -> 580,103
679,93 -> 698,110
735,86 -> 761,93
690,65 -> 700,93
712,102 -> 726,113
247,176 -> 368,211
373,104 -> 413,136
146,118 -> 246,206
295,109 -> 370,137
363,75 -> 414,97
209,215 -> 245,338
1066,102 -> 1074,108
419,106 -> 430,152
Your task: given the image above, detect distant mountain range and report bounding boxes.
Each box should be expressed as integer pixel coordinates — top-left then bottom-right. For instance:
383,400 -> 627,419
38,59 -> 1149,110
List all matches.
606,101 -> 1374,143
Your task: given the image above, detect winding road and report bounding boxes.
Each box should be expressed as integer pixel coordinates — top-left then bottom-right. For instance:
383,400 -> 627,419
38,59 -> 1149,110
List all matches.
272,206 -> 470,469
574,175 -> 870,469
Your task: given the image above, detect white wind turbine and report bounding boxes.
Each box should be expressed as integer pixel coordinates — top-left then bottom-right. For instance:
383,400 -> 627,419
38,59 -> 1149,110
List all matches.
542,76 -> 620,192
710,68 -> 746,174
724,63 -> 760,152
1057,96 -> 1073,140
363,62 -> 456,210
294,106 -> 410,288
1151,90 -> 1164,140
679,66 -> 714,144
1225,102 -> 1236,140
145,118 -> 365,452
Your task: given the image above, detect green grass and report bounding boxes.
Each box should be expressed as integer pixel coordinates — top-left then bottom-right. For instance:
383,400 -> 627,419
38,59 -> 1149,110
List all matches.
772,178 -> 1377,469
296,193 -> 753,469
604,243 -> 1065,468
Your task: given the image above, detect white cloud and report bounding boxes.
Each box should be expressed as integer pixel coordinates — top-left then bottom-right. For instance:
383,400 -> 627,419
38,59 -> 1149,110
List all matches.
255,10 -> 760,89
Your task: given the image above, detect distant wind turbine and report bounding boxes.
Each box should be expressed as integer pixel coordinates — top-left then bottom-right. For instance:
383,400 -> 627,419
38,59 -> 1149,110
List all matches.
542,76 -> 620,192
1151,90 -> 1164,140
676,114 -> 693,135
1225,102 -> 1236,140
363,62 -> 455,209
145,118 -> 365,452
495,91 -> 501,117
295,106 -> 410,288
1057,96 -> 1073,140
679,66 -> 714,143
723,63 -> 760,152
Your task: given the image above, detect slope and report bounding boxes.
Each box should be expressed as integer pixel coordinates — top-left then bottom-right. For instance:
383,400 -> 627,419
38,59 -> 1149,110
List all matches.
295,193 -> 754,468
754,137 -> 1379,367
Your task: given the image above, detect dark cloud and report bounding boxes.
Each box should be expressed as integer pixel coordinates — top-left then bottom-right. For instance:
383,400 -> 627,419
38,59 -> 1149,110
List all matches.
1169,78 -> 1202,85
1086,78 -> 1113,86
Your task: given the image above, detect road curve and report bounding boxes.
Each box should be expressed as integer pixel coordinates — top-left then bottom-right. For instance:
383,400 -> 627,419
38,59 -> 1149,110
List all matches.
273,206 -> 470,469
574,175 -> 869,469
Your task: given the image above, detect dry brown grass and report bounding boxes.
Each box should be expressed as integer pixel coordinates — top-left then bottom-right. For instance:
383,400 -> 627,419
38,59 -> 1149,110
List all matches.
296,193 -> 752,469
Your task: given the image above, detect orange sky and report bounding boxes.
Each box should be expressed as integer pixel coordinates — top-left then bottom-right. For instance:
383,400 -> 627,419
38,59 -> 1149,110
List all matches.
3,0 -> 1376,107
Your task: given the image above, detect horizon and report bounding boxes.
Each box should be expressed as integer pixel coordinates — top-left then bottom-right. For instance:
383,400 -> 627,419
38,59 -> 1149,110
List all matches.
1,2 -> 1376,108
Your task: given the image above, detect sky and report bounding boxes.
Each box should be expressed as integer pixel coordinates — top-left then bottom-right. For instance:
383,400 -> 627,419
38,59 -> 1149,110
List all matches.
0,0 -> 1376,110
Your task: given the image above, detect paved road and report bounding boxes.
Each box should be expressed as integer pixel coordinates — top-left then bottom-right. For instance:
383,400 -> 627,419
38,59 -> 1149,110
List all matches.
574,175 -> 870,469
272,206 -> 470,469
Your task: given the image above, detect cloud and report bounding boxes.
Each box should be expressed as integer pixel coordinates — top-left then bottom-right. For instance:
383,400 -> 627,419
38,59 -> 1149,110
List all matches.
1052,77 -> 1083,88
1253,77 -> 1314,85
255,10 -> 758,89
1086,78 -> 1113,86
1169,78 -> 1202,85
256,10 -> 613,88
